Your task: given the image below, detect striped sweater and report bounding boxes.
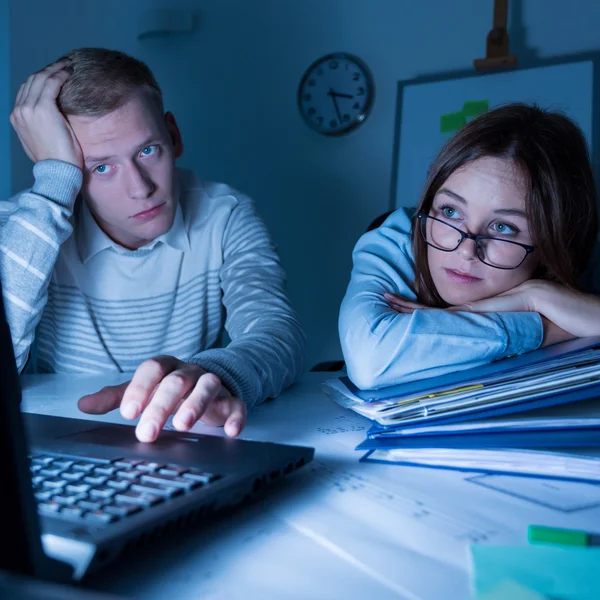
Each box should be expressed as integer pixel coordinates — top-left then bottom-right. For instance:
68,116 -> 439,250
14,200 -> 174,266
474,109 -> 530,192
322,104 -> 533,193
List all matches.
1,160 -> 306,408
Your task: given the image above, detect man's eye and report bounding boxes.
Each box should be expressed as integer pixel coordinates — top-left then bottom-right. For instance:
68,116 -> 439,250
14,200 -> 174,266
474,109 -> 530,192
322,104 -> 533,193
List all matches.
140,145 -> 157,157
94,164 -> 109,174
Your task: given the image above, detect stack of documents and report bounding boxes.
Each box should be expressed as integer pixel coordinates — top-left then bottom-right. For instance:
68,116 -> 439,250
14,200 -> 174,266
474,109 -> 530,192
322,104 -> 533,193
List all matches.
323,336 -> 600,481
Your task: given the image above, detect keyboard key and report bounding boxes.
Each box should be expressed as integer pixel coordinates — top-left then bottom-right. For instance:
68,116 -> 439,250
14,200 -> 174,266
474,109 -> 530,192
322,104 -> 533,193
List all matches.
94,466 -> 117,476
115,491 -> 164,507
30,456 -> 54,466
134,462 -> 164,473
183,471 -> 222,484
103,503 -> 142,518
106,479 -> 131,492
52,460 -> 75,469
114,459 -> 144,469
140,474 -> 198,490
84,511 -> 118,524
42,478 -> 67,489
39,467 -> 63,477
77,500 -> 104,511
72,463 -> 96,473
131,483 -> 183,498
65,483 -> 92,494
115,470 -> 140,481
53,494 -> 86,506
60,507 -> 85,519
38,502 -> 61,515
61,471 -> 86,482
34,490 -> 55,502
84,475 -> 108,486
89,487 -> 117,499
159,465 -> 189,477
30,464 -> 42,473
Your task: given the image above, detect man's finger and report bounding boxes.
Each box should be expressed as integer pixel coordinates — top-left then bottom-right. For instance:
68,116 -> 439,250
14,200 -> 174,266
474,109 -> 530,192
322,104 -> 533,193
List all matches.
172,373 -> 222,432
120,355 -> 181,421
37,69 -> 71,104
78,381 -> 130,414
135,368 -> 202,442
223,399 -> 247,438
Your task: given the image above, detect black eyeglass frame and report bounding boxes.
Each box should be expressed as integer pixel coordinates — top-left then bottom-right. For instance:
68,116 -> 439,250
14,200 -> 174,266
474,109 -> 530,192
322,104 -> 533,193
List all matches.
417,212 -> 535,270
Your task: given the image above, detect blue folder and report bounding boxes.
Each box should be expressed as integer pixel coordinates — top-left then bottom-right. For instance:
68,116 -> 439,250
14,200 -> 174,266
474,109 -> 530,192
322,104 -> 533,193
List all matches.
366,382 -> 600,437
357,427 -> 600,450
345,335 -> 600,402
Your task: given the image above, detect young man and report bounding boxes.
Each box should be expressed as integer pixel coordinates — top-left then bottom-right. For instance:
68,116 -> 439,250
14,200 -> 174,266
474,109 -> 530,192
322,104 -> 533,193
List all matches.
3,49 -> 305,442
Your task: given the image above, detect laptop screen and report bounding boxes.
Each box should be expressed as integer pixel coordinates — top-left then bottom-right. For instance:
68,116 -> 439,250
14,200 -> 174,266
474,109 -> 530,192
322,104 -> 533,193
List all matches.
0,284 -> 51,576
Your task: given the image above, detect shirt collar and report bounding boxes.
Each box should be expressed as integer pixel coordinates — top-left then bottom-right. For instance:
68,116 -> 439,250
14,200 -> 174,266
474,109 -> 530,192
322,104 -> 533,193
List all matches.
77,199 -> 190,264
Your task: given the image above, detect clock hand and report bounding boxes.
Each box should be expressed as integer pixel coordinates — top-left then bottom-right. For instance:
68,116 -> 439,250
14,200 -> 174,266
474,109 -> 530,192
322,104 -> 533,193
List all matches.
330,92 -> 354,99
328,89 -> 343,124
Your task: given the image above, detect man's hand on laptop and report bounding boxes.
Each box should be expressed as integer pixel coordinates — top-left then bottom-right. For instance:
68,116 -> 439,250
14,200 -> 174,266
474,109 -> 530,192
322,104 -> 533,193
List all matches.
77,355 -> 247,443
10,59 -> 83,168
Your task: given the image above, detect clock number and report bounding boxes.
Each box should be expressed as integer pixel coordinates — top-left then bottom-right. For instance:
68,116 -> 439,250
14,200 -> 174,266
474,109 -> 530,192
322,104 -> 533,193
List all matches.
342,114 -> 350,123
353,102 -> 360,110
329,60 -> 339,70
307,107 -> 316,117
316,67 -> 323,76
357,86 -> 365,96
308,79 -> 317,87
303,93 -> 312,102
330,119 -> 338,128
316,116 -> 324,125
353,72 -> 361,81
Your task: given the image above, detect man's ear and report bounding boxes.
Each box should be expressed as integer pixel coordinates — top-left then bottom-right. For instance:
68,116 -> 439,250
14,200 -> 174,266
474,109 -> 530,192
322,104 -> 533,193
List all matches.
165,112 -> 184,159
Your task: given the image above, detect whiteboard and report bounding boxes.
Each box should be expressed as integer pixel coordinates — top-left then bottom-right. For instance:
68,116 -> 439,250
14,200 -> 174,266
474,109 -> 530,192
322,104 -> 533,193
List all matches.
392,61 -> 594,210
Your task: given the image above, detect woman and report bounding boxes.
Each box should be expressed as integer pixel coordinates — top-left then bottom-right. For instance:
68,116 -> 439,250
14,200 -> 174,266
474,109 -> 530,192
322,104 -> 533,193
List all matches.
339,103 -> 600,390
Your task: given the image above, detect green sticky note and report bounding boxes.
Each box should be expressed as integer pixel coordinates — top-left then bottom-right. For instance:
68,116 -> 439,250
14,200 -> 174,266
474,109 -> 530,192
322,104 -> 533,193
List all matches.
470,545 -> 600,600
440,111 -> 466,133
528,525 -> 589,547
462,100 -> 489,117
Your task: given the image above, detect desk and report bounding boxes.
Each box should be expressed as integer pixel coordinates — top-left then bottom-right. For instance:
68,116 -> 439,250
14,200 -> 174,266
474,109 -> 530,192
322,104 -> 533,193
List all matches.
21,373 -> 600,600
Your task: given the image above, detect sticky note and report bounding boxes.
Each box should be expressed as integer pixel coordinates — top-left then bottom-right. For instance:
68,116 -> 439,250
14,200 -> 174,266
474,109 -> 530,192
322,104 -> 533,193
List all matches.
470,544 -> 600,600
440,111 -> 466,133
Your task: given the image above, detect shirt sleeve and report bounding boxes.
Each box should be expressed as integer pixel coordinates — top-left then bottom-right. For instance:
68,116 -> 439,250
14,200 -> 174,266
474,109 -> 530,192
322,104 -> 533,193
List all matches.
0,160 -> 82,371
186,196 -> 306,408
338,209 -> 544,390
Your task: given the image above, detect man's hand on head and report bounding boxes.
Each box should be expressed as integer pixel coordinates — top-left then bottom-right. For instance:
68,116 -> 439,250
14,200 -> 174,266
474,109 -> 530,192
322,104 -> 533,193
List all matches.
10,59 -> 83,169
77,355 -> 247,443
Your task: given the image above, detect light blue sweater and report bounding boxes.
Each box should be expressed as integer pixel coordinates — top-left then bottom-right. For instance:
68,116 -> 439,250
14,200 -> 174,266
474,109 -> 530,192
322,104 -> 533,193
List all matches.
339,208 -> 544,390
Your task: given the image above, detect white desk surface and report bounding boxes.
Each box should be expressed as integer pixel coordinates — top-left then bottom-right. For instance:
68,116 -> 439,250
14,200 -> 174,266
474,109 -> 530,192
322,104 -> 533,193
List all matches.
21,373 -> 600,600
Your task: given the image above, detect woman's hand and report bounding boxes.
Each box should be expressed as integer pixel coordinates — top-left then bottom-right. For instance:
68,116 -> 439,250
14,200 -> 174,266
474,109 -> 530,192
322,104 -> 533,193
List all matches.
384,280 -> 600,341
448,280 -> 600,337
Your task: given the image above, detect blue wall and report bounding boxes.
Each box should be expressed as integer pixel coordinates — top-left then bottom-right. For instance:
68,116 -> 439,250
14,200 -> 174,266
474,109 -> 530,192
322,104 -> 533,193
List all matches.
0,0 -> 9,198
8,0 -> 600,367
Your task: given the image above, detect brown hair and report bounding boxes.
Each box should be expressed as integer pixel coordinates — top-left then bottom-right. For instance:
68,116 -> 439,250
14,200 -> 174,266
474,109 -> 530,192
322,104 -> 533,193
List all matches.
57,48 -> 163,117
412,103 -> 599,307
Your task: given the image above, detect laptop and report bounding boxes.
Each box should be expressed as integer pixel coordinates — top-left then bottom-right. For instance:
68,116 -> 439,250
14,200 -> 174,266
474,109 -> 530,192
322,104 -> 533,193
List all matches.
0,282 -> 314,591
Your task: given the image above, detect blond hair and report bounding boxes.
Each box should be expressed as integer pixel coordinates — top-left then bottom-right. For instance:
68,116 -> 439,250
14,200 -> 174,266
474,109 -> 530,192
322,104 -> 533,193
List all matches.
57,48 -> 164,117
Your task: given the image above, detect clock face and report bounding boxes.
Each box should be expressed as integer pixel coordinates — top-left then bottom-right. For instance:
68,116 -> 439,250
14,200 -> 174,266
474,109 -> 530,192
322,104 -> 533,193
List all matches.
298,53 -> 374,136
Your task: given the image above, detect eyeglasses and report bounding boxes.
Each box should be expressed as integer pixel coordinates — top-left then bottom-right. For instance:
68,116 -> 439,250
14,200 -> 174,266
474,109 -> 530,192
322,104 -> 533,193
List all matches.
417,213 -> 535,270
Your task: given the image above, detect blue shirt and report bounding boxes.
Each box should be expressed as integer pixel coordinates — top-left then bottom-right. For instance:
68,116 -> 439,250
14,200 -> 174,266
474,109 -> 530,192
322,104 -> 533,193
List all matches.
338,208 -> 543,390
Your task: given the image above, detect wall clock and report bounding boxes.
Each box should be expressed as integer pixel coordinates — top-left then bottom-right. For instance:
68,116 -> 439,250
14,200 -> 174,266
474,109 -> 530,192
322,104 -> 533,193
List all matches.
298,52 -> 375,136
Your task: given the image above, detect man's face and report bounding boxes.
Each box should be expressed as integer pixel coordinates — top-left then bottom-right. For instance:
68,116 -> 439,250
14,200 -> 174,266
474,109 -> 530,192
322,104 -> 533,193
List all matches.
426,156 -> 539,306
68,91 -> 183,250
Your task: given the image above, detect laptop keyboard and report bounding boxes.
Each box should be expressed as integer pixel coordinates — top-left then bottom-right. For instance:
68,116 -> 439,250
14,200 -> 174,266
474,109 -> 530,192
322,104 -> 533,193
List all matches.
30,453 -> 223,525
